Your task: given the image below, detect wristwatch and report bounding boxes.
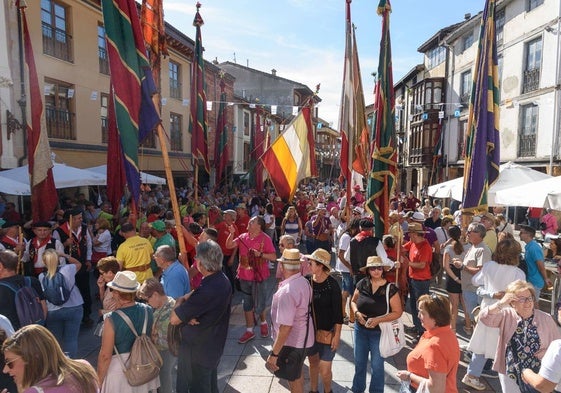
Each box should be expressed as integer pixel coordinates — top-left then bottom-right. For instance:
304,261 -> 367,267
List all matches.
270,351 -> 278,357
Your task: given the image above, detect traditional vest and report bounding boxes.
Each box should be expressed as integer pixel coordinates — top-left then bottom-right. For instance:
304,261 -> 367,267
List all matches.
56,223 -> 88,266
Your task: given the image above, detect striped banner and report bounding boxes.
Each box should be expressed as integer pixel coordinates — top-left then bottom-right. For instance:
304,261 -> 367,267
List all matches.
101,0 -> 160,205
462,0 -> 501,211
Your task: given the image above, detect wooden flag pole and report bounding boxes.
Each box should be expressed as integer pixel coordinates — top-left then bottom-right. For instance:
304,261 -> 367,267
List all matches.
194,162 -> 199,203
152,108 -> 186,255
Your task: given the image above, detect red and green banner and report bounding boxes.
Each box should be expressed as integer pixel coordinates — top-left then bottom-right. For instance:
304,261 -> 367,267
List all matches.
101,0 -> 161,206
21,2 -> 57,222
189,3 -> 210,174
462,0 -> 500,212
366,0 -> 398,239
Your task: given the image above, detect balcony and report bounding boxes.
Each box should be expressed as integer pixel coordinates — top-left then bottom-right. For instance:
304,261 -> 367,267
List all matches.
46,106 -> 75,139
98,48 -> 109,75
42,22 -> 73,62
518,134 -> 536,157
523,68 -> 540,93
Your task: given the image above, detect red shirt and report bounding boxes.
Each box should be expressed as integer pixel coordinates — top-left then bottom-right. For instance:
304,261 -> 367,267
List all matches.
406,325 -> 460,393
235,215 -> 250,234
403,239 -> 432,280
216,221 -> 238,256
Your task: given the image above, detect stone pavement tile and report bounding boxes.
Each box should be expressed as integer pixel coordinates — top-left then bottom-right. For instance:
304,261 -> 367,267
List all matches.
218,355 -> 239,392
223,375 -> 275,392
241,338 -> 273,357
232,354 -> 275,377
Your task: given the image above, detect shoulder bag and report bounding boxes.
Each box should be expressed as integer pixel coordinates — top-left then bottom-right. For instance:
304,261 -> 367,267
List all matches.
378,283 -> 405,358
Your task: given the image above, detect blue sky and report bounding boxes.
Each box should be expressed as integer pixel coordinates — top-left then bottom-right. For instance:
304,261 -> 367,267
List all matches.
163,0 -> 484,128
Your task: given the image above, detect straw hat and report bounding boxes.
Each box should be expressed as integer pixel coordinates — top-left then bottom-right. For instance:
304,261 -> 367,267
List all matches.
359,256 -> 384,272
407,222 -> 426,234
478,212 -> 495,222
304,248 -> 332,271
276,248 -> 302,265
106,271 -> 140,293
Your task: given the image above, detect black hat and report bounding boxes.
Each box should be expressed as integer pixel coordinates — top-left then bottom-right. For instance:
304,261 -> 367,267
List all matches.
359,218 -> 374,229
2,221 -> 20,229
63,208 -> 83,221
32,221 -> 52,229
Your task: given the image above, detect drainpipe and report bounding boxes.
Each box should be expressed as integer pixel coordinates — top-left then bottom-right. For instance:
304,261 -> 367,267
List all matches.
549,13 -> 561,174
16,4 -> 28,167
442,40 -> 455,179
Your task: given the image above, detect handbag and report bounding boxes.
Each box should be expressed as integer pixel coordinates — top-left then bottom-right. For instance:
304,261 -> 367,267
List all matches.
379,283 -> 405,358
167,323 -> 182,357
274,345 -> 307,381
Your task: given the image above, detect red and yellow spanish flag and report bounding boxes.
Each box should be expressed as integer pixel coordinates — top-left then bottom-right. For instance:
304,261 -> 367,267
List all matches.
261,107 -> 314,201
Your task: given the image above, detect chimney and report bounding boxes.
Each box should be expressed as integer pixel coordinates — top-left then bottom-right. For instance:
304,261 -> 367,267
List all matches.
271,69 -> 277,76
464,13 -> 471,20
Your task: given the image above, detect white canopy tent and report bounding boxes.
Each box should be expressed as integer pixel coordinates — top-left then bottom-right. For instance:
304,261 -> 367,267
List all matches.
494,176 -> 561,210
427,161 -> 552,205
0,163 -> 106,195
85,165 -> 166,185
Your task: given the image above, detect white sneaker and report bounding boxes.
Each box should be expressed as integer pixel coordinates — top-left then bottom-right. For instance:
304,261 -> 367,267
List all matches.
462,374 -> 486,391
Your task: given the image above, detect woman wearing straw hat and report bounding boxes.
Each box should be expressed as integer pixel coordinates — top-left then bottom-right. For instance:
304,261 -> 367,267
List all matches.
304,248 -> 343,393
97,271 -> 159,392
349,256 -> 402,393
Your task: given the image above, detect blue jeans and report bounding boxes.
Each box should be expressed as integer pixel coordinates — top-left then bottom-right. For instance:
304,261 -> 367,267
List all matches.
46,304 -> 83,358
462,290 -> 480,320
160,349 -> 177,393
467,352 -> 487,377
351,324 -> 384,393
409,279 -> 431,334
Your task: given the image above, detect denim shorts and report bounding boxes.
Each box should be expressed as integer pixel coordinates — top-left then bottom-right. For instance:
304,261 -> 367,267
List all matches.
340,272 -> 353,293
307,341 -> 336,362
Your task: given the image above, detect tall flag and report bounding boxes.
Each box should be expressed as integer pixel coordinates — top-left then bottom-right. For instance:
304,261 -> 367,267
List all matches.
366,0 -> 398,239
339,0 -> 370,199
262,106 -> 315,201
101,0 -> 161,207
141,0 -> 168,85
430,120 -> 444,184
106,83 -> 126,215
214,78 -> 229,187
189,3 -> 210,174
20,2 -> 58,222
254,108 -> 265,192
462,0 -> 500,211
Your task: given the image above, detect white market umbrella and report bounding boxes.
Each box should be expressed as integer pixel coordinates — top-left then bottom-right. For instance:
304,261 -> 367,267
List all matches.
494,175 -> 561,209
427,161 -> 552,204
0,163 -> 106,192
85,165 -> 167,185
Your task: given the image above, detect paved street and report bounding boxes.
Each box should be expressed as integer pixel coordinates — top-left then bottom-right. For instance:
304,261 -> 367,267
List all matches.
77,284 -> 512,393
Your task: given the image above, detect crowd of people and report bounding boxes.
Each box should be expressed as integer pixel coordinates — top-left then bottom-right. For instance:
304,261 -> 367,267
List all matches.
0,180 -> 560,393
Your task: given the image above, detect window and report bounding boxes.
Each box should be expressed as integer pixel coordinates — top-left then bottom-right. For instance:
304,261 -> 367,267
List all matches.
527,0 -> 544,12
44,79 -> 75,139
523,38 -> 542,93
243,111 -> 250,136
496,8 -> 505,45
41,0 -> 73,62
461,33 -> 474,52
458,120 -> 468,159
427,46 -> 446,69
101,93 -> 108,143
169,61 -> 181,99
497,54 -> 503,89
98,25 -> 109,75
460,71 -> 472,105
170,113 -> 183,151
519,104 -> 538,157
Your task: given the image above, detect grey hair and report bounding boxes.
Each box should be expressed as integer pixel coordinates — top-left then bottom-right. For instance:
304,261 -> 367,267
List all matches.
154,244 -> 176,262
468,222 -> 487,238
282,261 -> 301,271
279,234 -> 296,247
196,240 -> 223,272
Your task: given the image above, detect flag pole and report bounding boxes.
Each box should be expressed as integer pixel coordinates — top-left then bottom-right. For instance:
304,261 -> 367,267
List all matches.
152,99 -> 186,255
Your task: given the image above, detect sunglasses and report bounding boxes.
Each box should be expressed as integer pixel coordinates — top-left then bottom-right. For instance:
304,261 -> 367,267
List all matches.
368,266 -> 384,271
430,293 -> 445,308
4,357 -> 20,369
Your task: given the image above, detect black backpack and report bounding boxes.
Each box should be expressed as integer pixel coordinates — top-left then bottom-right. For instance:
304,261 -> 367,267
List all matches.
0,277 -> 45,327
41,268 -> 73,306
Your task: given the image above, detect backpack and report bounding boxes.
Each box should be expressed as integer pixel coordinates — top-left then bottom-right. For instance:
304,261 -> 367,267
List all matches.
518,254 -> 529,278
0,277 -> 45,327
113,308 -> 163,386
430,252 -> 442,278
41,268 -> 73,306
